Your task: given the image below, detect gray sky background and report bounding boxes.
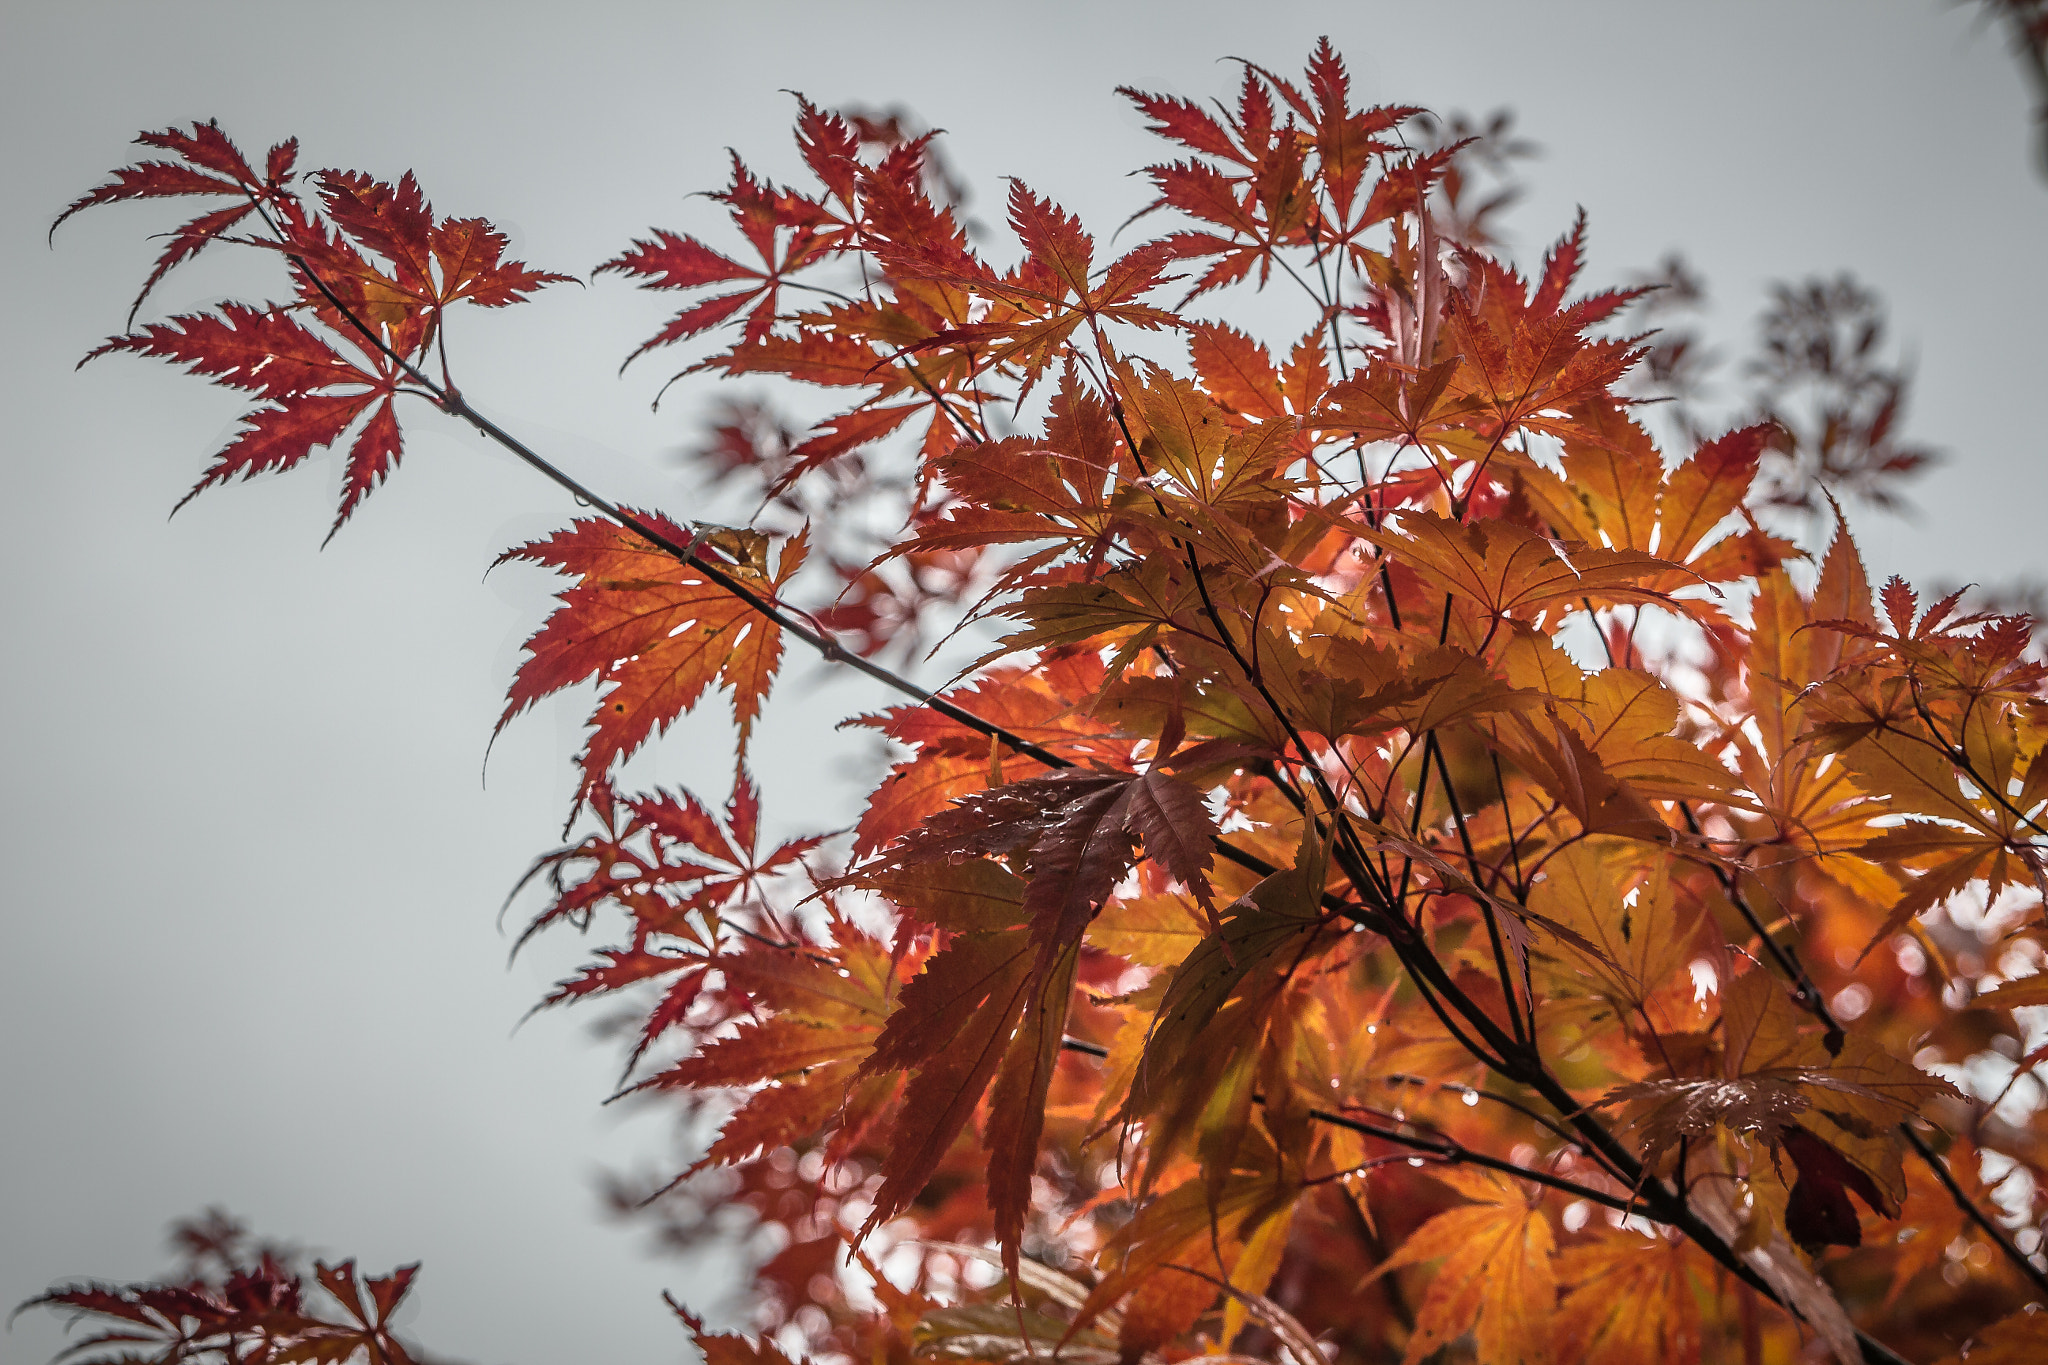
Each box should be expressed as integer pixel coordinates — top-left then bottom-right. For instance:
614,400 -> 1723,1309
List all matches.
3,3 -> 2044,1363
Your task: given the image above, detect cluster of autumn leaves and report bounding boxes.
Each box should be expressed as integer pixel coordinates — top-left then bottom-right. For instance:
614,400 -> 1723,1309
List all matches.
37,38 -> 2048,1365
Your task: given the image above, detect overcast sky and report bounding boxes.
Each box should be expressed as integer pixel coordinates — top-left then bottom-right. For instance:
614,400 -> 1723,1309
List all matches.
4,3 -> 2045,1363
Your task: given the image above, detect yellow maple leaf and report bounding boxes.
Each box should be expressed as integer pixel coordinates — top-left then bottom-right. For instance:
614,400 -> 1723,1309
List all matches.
1355,509 -> 1695,632
1932,1308 -> 2048,1364
1529,840 -> 1702,1013
1552,1230 -> 1706,1365
1373,1166 -> 1555,1365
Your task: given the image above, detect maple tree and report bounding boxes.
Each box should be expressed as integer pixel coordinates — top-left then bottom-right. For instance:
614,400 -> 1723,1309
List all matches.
29,40 -> 2048,1365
